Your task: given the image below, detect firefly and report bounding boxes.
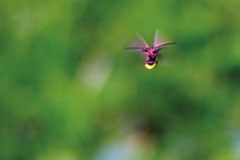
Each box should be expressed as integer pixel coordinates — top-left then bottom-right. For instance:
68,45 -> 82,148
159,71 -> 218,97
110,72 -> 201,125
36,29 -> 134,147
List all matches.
126,31 -> 175,69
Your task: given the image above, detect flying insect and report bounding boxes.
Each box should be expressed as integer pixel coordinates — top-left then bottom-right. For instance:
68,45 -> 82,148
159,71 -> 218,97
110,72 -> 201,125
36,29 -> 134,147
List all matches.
126,31 -> 175,69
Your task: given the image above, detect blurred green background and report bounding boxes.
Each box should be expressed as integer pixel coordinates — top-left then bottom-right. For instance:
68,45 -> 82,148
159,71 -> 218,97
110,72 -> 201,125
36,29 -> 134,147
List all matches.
1,0 -> 240,159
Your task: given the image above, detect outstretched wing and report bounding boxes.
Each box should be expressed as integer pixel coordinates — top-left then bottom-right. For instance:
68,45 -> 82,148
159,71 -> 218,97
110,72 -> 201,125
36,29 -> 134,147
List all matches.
153,30 -> 161,48
126,33 -> 150,51
153,30 -> 176,49
155,41 -> 176,50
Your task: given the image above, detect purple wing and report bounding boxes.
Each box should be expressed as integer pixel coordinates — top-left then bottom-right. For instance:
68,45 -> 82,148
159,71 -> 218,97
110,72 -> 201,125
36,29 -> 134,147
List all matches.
126,33 -> 150,51
155,41 -> 176,50
153,30 -> 161,48
153,30 -> 176,49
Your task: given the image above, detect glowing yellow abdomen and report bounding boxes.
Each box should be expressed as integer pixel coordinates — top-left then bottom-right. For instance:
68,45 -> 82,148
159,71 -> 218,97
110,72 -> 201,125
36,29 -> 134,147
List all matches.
144,62 -> 156,69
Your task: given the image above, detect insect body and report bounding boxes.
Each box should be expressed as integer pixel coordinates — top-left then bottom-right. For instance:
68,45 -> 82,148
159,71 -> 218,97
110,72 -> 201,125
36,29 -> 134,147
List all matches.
126,31 -> 175,69
144,48 -> 160,69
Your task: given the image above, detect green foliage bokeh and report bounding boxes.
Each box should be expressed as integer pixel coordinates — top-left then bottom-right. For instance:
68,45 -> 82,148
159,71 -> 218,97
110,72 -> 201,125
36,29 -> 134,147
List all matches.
0,0 -> 240,159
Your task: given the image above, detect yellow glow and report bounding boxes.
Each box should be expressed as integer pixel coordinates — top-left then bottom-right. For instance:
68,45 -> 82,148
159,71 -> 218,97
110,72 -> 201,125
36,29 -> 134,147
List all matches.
144,62 -> 156,69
